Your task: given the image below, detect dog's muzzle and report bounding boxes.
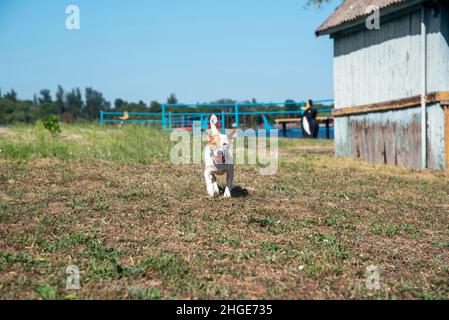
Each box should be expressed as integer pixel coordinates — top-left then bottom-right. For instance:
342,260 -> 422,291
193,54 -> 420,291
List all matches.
211,150 -> 225,164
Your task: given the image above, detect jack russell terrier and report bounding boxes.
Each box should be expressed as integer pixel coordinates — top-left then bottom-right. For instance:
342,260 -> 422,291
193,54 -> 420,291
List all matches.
204,115 -> 238,198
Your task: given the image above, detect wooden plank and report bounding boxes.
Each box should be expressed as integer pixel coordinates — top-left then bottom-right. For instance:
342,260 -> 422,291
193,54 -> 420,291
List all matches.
436,91 -> 449,102
333,91 -> 449,117
274,117 -> 334,123
275,118 -> 302,123
317,117 -> 334,121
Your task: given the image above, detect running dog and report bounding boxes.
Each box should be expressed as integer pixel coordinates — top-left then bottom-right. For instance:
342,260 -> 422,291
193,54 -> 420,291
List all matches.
204,115 -> 238,197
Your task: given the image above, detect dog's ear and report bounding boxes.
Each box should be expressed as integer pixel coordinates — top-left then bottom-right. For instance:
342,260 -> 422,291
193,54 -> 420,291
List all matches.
227,129 -> 239,141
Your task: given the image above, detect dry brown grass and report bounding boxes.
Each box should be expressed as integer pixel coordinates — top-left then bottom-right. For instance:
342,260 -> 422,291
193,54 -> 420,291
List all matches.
0,126 -> 448,300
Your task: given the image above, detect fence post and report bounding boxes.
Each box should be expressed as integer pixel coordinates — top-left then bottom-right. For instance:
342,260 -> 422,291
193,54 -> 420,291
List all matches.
100,111 -> 104,126
162,104 -> 166,129
168,111 -> 172,129
221,110 -> 225,133
234,103 -> 239,128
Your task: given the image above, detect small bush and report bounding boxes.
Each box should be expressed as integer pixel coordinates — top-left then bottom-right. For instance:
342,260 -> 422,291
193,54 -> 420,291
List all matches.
42,115 -> 61,136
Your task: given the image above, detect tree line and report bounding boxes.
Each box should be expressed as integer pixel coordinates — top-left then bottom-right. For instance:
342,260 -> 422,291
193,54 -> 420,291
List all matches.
0,86 -> 175,124
0,86 -> 333,125
0,87 -> 309,125
0,86 -> 103,124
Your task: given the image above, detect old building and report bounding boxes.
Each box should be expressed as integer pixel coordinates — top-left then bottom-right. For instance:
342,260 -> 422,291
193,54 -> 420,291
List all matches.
316,0 -> 449,170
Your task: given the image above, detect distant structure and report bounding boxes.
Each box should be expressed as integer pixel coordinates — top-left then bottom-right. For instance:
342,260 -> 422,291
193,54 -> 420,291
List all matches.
316,0 -> 449,170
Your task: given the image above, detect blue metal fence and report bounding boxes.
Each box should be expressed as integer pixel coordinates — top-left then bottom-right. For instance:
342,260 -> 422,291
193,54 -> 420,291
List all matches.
100,99 -> 334,138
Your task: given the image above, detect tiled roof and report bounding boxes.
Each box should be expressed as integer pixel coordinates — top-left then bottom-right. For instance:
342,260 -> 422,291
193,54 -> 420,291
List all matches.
316,0 -> 409,35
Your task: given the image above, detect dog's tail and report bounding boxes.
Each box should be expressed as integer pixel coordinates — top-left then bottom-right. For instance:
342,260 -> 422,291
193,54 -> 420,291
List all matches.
210,114 -> 219,135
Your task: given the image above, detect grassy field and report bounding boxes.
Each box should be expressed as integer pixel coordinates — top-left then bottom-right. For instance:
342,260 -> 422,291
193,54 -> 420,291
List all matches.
0,124 -> 448,300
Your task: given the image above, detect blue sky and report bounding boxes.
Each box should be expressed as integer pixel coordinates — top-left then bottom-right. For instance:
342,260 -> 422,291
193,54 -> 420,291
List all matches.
0,0 -> 337,104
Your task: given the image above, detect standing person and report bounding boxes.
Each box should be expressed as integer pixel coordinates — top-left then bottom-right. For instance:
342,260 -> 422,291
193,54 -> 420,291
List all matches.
302,99 -> 319,138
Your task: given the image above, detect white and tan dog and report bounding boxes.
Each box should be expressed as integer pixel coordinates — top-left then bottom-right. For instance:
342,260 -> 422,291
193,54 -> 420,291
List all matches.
204,115 -> 238,197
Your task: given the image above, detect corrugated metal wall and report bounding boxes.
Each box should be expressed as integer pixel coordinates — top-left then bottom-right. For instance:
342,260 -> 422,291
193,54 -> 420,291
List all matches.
332,2 -> 449,170
333,5 -> 449,109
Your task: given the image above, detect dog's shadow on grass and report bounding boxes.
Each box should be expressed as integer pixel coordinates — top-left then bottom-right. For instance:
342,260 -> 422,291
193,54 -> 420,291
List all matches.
216,186 -> 249,198
231,186 -> 249,198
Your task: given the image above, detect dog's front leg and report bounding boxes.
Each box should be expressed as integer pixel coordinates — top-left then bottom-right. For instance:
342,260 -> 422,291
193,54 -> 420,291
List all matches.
204,170 -> 216,197
211,174 -> 219,195
224,167 -> 234,198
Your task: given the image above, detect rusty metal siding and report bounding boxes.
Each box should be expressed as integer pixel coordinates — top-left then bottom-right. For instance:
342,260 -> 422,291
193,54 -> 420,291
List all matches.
333,6 -> 447,109
427,104 -> 446,170
335,104 -> 446,170
347,108 -> 422,168
334,117 -> 351,157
